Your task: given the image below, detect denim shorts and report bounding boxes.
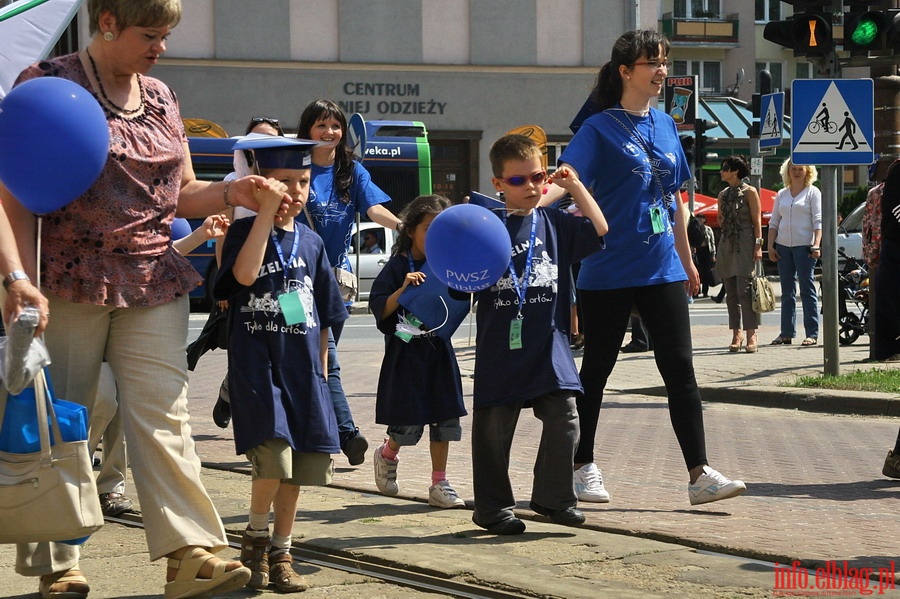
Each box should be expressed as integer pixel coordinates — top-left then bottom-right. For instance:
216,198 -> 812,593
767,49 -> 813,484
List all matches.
246,438 -> 333,485
386,418 -> 462,446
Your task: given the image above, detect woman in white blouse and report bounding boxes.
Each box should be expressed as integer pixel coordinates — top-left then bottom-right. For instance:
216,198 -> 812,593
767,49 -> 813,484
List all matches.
767,159 -> 823,346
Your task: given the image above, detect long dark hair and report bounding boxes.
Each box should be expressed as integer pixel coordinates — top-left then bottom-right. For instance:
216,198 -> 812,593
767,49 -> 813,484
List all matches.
297,99 -> 354,204
392,195 -> 451,256
591,30 -> 670,112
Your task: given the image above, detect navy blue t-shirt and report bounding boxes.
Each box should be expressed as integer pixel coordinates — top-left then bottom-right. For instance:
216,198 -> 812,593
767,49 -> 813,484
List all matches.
472,207 -> 603,408
214,218 -> 348,455
369,254 -> 466,426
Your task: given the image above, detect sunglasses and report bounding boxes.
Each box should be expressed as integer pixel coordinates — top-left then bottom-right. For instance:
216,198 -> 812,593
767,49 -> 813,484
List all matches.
498,171 -> 547,187
251,117 -> 280,127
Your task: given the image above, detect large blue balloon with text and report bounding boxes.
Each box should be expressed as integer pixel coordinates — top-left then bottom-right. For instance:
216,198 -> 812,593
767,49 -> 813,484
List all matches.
0,77 -> 109,214
425,203 -> 510,292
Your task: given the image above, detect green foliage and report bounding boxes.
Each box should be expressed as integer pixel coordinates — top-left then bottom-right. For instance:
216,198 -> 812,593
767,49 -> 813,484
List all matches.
792,369 -> 900,394
839,185 -> 868,220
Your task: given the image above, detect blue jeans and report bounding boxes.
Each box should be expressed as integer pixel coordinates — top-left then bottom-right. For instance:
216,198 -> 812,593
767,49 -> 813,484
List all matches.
327,327 -> 357,443
776,243 -> 819,339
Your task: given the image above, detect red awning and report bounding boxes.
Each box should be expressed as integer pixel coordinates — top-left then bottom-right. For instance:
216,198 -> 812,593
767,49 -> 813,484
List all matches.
685,188 -> 776,228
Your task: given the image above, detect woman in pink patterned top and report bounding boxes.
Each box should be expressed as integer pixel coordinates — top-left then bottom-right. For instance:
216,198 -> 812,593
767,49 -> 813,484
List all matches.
0,2 -> 288,598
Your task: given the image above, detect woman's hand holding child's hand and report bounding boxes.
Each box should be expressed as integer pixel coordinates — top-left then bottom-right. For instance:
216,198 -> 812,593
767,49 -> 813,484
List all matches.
234,175 -> 292,215
255,178 -> 289,218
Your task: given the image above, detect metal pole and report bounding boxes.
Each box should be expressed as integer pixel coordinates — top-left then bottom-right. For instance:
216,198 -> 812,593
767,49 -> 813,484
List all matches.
749,138 -> 762,192
687,175 -> 695,213
821,165 -> 840,376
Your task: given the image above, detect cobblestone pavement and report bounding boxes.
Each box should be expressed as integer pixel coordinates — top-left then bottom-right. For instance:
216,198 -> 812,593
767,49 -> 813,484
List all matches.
185,305 -> 899,580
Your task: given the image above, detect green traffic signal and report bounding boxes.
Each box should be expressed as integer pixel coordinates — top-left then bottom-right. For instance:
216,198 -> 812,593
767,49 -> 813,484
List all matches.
850,16 -> 879,46
843,9 -> 900,55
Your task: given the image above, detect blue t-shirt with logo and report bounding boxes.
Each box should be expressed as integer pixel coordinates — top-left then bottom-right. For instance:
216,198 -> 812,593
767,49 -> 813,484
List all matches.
298,161 -> 391,272
559,107 -> 690,290
472,208 -> 603,408
214,219 -> 349,455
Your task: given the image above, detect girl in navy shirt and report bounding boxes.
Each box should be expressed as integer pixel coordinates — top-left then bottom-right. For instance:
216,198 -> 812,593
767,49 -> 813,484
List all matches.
368,195 -> 467,509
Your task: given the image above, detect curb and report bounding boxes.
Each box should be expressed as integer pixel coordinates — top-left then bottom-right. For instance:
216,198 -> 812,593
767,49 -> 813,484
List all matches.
628,384 -> 900,417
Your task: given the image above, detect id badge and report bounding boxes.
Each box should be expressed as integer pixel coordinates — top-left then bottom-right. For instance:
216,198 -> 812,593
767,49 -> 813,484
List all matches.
649,205 -> 666,234
394,314 -> 423,343
277,291 -> 307,326
509,318 -> 523,350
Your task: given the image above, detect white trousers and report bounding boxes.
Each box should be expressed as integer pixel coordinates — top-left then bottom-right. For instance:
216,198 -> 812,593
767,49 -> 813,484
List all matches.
16,295 -> 227,575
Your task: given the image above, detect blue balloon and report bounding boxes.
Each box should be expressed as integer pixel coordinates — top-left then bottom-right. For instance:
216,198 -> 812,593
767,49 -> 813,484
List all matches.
425,204 -> 510,292
171,218 -> 192,240
0,77 -> 109,214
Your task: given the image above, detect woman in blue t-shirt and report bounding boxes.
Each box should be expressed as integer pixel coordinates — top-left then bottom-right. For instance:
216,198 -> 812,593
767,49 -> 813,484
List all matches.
555,30 -> 746,507
296,100 -> 402,466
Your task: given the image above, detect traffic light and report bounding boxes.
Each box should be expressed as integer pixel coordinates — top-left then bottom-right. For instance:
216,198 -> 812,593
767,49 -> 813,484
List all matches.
763,1 -> 835,57
680,134 -> 695,167
843,5 -> 900,55
694,120 -> 718,169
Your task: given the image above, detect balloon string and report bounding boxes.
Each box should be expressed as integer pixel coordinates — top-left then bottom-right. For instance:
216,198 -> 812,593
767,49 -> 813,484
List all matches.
35,216 -> 42,291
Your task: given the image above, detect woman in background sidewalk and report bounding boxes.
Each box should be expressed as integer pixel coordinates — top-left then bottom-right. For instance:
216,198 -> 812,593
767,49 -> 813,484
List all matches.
716,155 -> 763,353
767,159 -> 822,347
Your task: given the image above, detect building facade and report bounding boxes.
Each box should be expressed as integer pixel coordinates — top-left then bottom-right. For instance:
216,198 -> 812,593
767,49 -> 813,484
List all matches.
51,0 -> 871,197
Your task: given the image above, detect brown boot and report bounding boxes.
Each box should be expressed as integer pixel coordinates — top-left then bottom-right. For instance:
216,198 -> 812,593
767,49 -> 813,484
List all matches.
239,529 -> 270,589
269,551 -> 308,593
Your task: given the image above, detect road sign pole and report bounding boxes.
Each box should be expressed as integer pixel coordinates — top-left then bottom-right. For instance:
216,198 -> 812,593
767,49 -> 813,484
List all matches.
749,138 -> 762,193
821,165 -> 840,376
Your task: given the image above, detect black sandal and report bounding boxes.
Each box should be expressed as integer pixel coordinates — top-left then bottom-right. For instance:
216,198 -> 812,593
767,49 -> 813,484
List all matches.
770,336 -> 792,345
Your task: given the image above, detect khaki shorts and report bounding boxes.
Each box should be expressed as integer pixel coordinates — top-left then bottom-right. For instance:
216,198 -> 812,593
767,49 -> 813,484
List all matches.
246,438 -> 333,486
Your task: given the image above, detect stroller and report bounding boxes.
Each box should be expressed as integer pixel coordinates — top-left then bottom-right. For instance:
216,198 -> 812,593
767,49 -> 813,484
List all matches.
836,248 -> 870,345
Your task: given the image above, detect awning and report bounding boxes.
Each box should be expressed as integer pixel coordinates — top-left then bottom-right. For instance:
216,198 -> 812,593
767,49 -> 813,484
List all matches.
697,96 -> 792,143
687,188 -> 776,227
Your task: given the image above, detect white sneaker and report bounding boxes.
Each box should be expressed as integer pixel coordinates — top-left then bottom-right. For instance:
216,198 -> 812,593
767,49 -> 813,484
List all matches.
428,480 -> 465,508
573,463 -> 610,503
688,466 -> 747,505
373,443 -> 399,496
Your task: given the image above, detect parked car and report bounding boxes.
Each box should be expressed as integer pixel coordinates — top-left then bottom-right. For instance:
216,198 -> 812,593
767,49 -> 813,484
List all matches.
349,221 -> 396,301
837,202 -> 864,267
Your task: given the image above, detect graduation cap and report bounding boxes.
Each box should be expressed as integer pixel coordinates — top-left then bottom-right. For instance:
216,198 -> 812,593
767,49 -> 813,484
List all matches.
231,133 -> 318,169
569,93 -> 600,134
467,190 -> 505,216
398,262 -> 470,342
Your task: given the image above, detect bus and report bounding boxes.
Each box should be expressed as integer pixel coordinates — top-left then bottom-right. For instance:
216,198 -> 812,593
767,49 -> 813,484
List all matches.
184,119 -> 432,306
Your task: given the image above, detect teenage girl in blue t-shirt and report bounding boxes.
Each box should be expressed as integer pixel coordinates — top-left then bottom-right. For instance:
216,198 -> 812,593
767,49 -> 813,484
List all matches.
296,100 -> 402,466
553,30 -> 746,507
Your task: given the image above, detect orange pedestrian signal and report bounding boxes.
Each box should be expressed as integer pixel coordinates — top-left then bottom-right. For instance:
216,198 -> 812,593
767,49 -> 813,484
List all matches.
793,13 -> 832,56
763,8 -> 834,58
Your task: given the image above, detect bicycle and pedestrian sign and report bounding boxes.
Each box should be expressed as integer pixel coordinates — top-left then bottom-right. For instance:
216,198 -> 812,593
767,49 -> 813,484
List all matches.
791,79 -> 874,166
759,92 -> 784,149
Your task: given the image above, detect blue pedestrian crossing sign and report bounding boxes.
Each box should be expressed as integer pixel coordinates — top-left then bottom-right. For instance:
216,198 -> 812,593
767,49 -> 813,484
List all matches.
791,79 -> 874,166
759,92 -> 784,149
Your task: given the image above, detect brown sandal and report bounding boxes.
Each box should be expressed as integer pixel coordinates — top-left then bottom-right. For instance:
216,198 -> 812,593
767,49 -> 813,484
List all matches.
269,552 -> 308,593
770,336 -> 792,345
240,529 -> 271,589
801,337 -> 818,346
39,568 -> 89,599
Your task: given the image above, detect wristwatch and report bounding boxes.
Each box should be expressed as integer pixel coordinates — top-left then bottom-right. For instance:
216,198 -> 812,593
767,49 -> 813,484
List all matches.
3,270 -> 30,290
754,237 -> 765,245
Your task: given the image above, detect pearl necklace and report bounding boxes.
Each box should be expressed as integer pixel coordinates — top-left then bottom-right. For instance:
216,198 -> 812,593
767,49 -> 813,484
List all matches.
86,48 -> 145,116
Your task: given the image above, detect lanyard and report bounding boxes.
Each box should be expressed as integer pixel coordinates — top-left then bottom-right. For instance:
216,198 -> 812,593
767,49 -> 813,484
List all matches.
605,110 -> 669,206
505,211 -> 538,320
407,252 -> 420,275
271,227 -> 300,290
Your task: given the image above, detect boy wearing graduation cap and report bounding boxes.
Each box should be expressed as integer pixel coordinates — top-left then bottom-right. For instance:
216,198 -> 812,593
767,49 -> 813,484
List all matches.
213,135 -> 348,593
